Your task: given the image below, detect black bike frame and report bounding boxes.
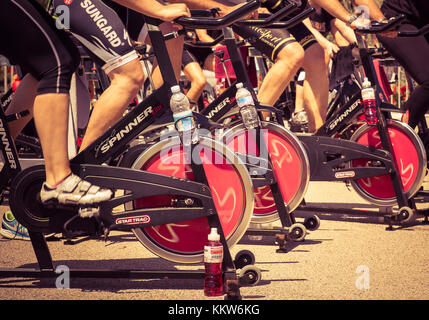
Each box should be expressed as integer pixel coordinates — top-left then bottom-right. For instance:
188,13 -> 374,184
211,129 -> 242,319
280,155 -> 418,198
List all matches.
0,14 -> 257,298
199,27 -> 297,230
0,101 -> 21,197
296,33 -> 414,227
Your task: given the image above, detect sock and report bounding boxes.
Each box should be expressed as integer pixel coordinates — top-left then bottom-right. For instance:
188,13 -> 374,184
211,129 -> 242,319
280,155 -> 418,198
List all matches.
45,172 -> 73,190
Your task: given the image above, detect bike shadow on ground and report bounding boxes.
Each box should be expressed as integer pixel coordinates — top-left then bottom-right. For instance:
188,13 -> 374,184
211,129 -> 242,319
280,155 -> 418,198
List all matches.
0,257 -> 210,292
0,229 -> 312,294
238,234 -> 325,253
0,253 -> 311,294
293,202 -> 429,230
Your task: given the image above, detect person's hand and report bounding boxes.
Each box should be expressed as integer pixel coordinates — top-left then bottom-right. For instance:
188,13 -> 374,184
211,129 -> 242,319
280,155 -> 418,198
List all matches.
324,41 -> 340,59
351,17 -> 398,38
350,16 -> 371,30
158,3 -> 191,22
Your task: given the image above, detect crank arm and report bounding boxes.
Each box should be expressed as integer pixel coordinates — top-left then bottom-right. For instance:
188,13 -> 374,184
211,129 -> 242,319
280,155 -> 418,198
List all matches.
72,164 -> 214,209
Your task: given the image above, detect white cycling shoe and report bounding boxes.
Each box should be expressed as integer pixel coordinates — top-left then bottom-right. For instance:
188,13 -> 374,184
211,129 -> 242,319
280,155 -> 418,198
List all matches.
40,173 -> 113,208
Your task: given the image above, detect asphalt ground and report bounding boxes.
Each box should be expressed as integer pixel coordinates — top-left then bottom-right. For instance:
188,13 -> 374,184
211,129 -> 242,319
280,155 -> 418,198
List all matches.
1,177 -> 429,303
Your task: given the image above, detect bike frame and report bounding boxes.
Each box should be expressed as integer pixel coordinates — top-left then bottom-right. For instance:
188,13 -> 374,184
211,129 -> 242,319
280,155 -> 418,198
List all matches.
0,12 -> 261,298
295,32 -> 422,228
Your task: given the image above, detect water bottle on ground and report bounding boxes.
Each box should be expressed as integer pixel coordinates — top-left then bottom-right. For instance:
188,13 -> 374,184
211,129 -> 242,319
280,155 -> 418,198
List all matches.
204,228 -> 224,297
361,77 -> 377,125
236,83 -> 260,129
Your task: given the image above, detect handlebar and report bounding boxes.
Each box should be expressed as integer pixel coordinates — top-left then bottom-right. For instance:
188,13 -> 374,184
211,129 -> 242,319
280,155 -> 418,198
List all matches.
398,24 -> 429,37
188,8 -> 220,18
355,15 -> 405,34
234,2 -> 298,27
174,0 -> 260,30
187,5 -> 314,48
259,7 -> 314,29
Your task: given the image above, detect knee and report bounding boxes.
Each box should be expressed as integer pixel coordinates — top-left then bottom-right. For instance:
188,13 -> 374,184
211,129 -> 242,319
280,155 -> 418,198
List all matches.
126,63 -> 145,90
276,43 -> 305,69
110,60 -> 145,92
193,74 -> 207,90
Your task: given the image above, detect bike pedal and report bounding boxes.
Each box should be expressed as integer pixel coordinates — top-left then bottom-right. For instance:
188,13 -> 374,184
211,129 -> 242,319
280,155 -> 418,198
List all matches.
78,206 -> 100,218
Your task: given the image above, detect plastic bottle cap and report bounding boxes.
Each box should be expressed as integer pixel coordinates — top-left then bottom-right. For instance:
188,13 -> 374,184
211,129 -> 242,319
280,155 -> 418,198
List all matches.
208,228 -> 220,241
171,85 -> 181,93
362,77 -> 371,88
236,82 -> 243,89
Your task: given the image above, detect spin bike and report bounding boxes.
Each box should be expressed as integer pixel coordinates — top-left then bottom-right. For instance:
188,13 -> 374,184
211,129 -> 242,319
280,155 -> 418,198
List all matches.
0,3 -> 263,299
293,18 -> 428,229
122,4 -> 319,254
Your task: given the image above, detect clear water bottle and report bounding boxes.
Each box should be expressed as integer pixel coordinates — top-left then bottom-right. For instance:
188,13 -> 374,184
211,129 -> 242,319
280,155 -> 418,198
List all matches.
170,85 -> 196,146
361,77 -> 377,125
236,83 -> 260,129
204,228 -> 224,297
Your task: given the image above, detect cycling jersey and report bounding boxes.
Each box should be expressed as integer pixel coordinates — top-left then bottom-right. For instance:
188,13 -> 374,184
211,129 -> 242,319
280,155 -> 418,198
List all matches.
51,0 -> 139,74
35,0 -> 52,10
378,0 -> 429,128
381,0 -> 429,27
103,0 -> 146,41
0,0 -> 79,95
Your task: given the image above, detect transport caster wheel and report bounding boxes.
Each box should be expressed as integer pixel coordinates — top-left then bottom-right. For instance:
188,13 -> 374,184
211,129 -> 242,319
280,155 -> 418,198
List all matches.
398,206 -> 414,225
238,265 -> 262,287
288,223 -> 306,242
234,250 -> 255,269
304,215 -> 320,231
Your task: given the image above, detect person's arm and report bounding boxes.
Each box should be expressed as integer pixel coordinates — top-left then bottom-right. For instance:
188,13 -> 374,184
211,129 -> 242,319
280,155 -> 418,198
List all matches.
168,0 -> 249,17
351,0 -> 386,21
111,0 -> 190,21
331,18 -> 357,45
194,29 -> 223,49
195,29 -> 215,42
302,18 -> 339,58
310,0 -> 386,26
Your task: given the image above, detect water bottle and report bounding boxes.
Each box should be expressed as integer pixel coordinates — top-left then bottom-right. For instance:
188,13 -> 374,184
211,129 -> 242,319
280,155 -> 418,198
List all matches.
236,83 -> 260,129
204,228 -> 224,297
361,77 -> 377,125
170,85 -> 196,146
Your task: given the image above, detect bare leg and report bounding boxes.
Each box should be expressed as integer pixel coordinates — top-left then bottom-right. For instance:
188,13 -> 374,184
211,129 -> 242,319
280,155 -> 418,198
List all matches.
203,53 -> 216,72
79,58 -> 144,151
302,43 -> 329,132
295,82 -> 305,114
257,42 -> 304,119
33,93 -> 71,187
183,62 -> 207,102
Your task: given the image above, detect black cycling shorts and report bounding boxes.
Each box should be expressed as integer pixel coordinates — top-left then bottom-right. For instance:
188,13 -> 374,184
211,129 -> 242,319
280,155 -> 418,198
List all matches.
52,0 -> 139,74
233,22 -> 317,61
182,48 -> 198,68
0,0 -> 79,95
182,46 -> 213,68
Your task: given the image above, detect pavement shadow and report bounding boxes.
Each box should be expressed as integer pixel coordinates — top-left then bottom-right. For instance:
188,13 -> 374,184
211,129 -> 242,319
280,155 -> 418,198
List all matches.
0,258 -> 201,292
0,257 -> 279,293
294,202 -> 428,230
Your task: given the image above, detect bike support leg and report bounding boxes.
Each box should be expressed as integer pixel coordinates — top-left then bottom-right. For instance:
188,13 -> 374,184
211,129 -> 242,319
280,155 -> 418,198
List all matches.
189,143 -> 242,299
376,114 -> 413,230
255,127 -> 295,227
